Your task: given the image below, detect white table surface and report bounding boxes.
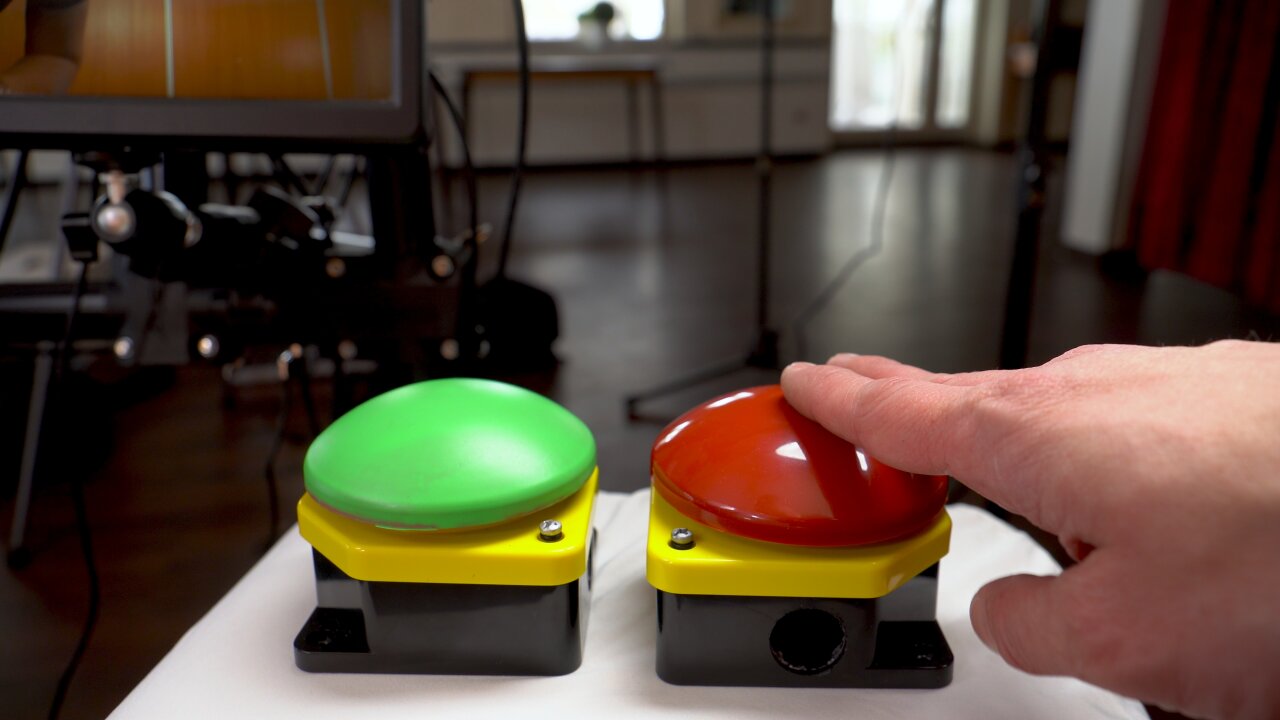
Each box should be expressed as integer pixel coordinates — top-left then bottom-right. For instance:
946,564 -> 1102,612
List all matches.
111,491 -> 1148,720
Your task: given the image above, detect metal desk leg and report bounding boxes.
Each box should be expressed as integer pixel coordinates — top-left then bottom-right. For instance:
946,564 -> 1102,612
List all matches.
8,341 -> 55,568
651,75 -> 666,167
626,78 -> 641,164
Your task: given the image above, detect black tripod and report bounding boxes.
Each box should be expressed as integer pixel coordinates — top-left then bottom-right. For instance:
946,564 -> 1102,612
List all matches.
998,0 -> 1059,370
624,1 -> 781,419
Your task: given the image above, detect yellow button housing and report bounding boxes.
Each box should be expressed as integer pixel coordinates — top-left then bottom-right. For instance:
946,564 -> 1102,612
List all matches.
299,469 -> 598,586
646,487 -> 950,598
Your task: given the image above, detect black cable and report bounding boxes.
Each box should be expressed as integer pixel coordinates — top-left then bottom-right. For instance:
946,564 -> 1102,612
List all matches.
127,278 -> 167,368
756,0 -> 776,337
496,0 -> 531,278
335,156 -> 363,210
261,344 -> 327,549
791,3 -> 914,361
262,363 -> 292,546
47,262 -> 99,720
268,154 -> 311,197
295,352 -> 321,439
429,70 -> 479,259
0,148 -> 31,258
791,136 -> 897,361
429,70 -> 483,363
313,155 -> 338,197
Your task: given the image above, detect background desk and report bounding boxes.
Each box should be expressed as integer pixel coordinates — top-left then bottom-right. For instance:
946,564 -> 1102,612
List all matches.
110,492 -> 1147,720
460,58 -> 665,165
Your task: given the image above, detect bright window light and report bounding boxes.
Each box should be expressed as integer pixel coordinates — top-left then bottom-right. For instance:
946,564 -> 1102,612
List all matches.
829,0 -> 934,130
523,0 -> 665,42
830,0 -> 978,131
936,0 -> 978,127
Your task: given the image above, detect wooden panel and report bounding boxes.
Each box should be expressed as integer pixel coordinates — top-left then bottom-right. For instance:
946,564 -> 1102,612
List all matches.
6,0 -> 395,99
0,0 -> 29,77
324,0 -> 391,100
171,0 -> 325,99
68,0 -> 166,97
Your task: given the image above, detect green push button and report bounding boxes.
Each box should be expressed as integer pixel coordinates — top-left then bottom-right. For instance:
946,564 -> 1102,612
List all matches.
303,378 -> 596,530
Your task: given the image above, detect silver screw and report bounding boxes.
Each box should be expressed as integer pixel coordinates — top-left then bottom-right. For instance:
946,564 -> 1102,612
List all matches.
196,335 -> 220,359
539,519 -> 563,542
337,339 -> 358,361
276,345 -> 299,381
670,527 -> 694,549
113,336 -> 135,360
95,203 -> 135,240
440,338 -> 460,360
432,254 -> 455,278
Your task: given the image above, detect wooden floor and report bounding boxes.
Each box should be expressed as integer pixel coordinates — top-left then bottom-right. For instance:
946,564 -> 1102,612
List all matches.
2,149 -> 1275,719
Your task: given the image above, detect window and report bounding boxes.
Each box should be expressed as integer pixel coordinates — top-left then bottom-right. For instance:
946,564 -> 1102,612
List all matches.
936,0 -> 978,127
829,0 -> 978,132
523,0 -> 665,42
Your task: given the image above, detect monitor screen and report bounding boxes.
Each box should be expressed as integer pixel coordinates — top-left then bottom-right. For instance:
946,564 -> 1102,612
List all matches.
0,0 -> 423,147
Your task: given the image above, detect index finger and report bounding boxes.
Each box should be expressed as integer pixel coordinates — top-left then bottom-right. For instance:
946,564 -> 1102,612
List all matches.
781,361 -> 994,484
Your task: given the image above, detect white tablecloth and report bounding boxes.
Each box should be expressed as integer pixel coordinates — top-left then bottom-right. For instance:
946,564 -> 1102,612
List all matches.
111,492 -> 1148,719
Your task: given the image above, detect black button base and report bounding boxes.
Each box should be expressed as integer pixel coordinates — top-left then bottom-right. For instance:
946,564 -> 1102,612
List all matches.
295,540 -> 592,676
655,563 -> 952,688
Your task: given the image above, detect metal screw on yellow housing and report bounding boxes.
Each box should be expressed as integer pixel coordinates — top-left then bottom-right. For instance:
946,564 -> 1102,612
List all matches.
539,519 -> 563,542
670,527 -> 694,550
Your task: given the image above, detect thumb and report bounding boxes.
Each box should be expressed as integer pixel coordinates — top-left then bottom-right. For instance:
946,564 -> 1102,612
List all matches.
970,573 -> 1081,677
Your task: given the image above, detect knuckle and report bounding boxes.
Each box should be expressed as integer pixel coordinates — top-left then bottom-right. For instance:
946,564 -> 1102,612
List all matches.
981,369 -> 1072,420
860,375 -> 909,403
849,376 -> 909,424
856,376 -> 943,432
993,367 -> 1055,395
1208,338 -> 1247,351
809,370 -> 870,436
968,378 -> 1022,428
1051,343 -> 1117,362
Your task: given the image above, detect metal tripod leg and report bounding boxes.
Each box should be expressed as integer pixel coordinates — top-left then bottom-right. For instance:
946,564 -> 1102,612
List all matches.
8,341 -> 55,568
624,357 -> 749,420
624,328 -> 783,422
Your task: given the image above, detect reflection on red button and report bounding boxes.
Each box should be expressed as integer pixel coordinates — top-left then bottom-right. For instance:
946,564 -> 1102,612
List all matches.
651,385 -> 948,547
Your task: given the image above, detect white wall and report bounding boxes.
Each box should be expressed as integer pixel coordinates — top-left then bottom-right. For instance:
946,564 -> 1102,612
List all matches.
1059,0 -> 1164,254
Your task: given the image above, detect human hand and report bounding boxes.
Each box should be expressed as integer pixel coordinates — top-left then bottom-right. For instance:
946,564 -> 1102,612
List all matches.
781,341 -> 1280,719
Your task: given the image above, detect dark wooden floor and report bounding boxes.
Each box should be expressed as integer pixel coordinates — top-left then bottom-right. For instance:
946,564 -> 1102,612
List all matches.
2,149 -> 1276,719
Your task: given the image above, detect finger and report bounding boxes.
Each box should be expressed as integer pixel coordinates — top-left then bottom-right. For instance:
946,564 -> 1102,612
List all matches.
970,573 -> 1082,677
826,353 -> 1013,388
785,362 -> 1062,525
781,362 -> 987,479
826,353 -> 938,380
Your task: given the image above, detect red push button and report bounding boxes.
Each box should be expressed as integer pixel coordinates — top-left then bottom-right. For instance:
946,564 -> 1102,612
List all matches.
651,385 -> 948,547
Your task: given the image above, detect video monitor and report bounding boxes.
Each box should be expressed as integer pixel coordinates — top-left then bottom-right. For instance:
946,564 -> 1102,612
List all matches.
0,0 -> 424,148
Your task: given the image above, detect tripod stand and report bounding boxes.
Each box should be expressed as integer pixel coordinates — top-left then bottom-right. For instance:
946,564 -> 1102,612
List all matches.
624,1 -> 781,420
998,0 -> 1059,370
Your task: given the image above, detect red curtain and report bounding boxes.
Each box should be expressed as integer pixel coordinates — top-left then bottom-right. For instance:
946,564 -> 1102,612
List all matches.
1129,0 -> 1280,314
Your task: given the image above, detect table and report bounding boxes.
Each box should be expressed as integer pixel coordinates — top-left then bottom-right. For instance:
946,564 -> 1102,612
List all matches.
460,57 -> 665,165
110,491 -> 1147,719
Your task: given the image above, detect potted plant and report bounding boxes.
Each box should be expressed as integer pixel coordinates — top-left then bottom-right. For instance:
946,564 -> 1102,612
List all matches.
577,1 -> 617,48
